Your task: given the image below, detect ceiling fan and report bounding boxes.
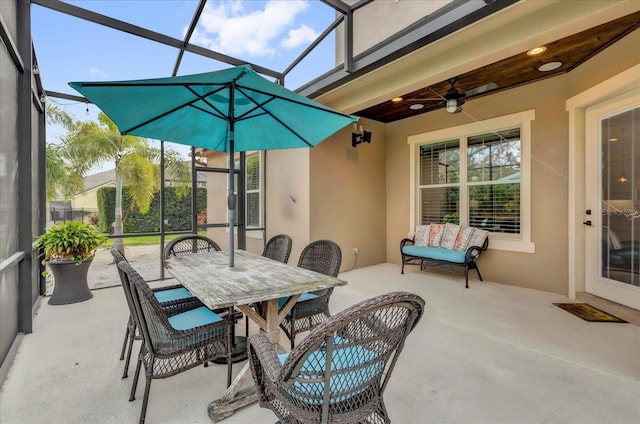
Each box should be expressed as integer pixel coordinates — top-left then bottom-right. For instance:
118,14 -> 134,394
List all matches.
406,78 -> 497,113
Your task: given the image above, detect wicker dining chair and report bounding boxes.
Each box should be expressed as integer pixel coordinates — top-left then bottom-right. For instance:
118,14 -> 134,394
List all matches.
111,248 -> 201,379
164,234 -> 245,359
163,234 -> 222,263
279,240 -> 342,349
248,291 -> 425,424
262,233 -> 293,264
118,260 -> 233,424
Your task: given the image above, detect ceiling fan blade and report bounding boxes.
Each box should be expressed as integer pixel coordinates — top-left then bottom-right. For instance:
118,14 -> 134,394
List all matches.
406,97 -> 441,101
464,82 -> 498,96
404,77 -> 495,104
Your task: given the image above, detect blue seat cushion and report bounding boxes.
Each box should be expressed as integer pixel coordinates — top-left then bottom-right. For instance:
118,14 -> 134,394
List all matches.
154,287 -> 193,303
277,337 -> 382,404
168,307 -> 222,330
402,245 -> 466,264
278,293 -> 318,315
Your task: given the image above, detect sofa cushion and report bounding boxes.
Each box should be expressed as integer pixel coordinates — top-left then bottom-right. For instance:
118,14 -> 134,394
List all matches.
454,226 -> 474,251
440,223 -> 460,249
414,225 -> 430,247
402,245 -> 467,264
468,228 -> 489,248
428,224 -> 444,246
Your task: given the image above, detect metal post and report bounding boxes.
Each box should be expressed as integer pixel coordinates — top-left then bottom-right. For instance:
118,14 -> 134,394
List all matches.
17,0 -> 33,333
160,141 -> 166,279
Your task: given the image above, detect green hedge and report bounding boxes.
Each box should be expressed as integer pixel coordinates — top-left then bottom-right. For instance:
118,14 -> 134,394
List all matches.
97,187 -> 207,233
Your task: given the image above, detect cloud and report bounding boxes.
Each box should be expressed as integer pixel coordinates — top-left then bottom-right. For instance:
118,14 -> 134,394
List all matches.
89,67 -> 108,78
281,24 -> 317,49
191,0 -> 316,58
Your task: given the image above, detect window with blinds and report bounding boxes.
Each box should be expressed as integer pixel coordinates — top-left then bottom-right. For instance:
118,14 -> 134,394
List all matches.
418,128 -> 521,234
246,153 -> 261,228
468,129 -> 521,234
419,140 -> 461,224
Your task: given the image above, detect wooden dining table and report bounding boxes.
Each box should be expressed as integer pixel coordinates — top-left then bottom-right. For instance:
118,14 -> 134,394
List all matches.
165,249 -> 347,422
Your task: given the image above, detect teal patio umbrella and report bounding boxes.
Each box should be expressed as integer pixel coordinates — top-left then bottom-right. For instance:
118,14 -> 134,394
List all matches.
70,65 -> 357,266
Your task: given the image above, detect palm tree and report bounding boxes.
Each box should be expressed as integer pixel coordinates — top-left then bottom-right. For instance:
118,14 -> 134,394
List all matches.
47,106 -> 190,253
45,104 -> 82,201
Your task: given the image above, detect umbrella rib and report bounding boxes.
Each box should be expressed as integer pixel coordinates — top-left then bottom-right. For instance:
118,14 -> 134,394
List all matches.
185,85 -> 230,120
235,83 -> 353,118
122,85 -> 228,134
234,87 -> 313,147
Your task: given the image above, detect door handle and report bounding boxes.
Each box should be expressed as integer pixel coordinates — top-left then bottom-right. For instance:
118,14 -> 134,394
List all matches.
583,220 -> 592,226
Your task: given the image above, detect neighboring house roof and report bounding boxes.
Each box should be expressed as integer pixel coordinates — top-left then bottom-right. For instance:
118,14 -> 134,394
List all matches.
78,162 -> 205,196
83,169 -> 115,192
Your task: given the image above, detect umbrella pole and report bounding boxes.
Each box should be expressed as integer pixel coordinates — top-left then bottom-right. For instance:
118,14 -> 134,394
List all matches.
228,83 -> 236,267
228,135 -> 235,267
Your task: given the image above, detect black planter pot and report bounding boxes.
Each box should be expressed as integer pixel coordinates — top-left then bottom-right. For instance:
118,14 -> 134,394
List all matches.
47,259 -> 94,305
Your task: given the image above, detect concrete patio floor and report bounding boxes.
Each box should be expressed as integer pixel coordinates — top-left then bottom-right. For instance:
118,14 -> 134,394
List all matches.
1,248 -> 639,424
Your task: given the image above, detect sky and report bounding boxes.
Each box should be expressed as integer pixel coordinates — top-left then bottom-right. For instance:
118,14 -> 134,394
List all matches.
31,0 -> 338,171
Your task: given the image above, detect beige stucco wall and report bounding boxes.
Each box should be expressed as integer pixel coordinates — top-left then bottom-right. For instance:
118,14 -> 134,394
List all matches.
264,120 -> 387,271
265,148 -> 311,264
309,120 -> 387,272
385,28 -> 640,295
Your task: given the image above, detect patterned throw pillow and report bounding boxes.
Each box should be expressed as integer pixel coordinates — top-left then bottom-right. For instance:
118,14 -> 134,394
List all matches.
454,226 -> 475,251
428,224 -> 444,246
468,228 -> 489,248
414,225 -> 430,247
440,223 -> 460,249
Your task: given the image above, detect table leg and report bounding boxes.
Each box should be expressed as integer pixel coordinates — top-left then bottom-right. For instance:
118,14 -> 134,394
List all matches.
208,363 -> 261,422
207,297 -> 298,422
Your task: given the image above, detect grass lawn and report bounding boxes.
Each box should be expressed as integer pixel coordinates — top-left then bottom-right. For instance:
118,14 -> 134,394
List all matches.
101,231 -> 207,247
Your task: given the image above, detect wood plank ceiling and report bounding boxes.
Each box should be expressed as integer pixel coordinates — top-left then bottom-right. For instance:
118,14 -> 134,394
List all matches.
354,11 -> 640,123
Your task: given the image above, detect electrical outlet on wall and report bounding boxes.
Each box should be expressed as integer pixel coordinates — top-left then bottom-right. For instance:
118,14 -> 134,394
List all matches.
352,246 -> 359,255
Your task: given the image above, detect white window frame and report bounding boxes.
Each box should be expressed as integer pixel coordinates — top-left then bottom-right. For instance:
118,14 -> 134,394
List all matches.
226,151 -> 264,240
408,110 -> 536,253
245,151 -> 263,231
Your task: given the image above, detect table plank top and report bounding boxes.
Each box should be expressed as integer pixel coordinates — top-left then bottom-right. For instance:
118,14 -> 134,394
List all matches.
165,250 -> 346,309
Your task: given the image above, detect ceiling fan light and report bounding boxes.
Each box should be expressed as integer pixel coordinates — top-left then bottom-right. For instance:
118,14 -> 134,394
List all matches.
446,99 -> 458,113
527,46 -> 546,56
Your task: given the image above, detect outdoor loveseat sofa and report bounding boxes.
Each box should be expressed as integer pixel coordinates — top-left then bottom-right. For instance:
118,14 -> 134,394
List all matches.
401,223 -> 489,288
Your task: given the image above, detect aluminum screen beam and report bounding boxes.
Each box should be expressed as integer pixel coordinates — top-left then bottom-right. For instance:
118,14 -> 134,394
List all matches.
297,0 -> 519,98
30,0 -> 282,80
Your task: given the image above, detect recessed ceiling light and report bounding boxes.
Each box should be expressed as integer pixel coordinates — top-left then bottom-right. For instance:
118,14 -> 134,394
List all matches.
391,97 -> 403,103
409,104 -> 424,110
538,62 -> 562,72
527,46 -> 547,56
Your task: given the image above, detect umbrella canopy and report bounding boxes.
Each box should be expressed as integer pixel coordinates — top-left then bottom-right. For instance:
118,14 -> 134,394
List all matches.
70,65 -> 357,266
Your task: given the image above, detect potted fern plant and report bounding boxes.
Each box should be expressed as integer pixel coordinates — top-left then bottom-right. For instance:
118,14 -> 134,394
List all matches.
36,221 -> 107,305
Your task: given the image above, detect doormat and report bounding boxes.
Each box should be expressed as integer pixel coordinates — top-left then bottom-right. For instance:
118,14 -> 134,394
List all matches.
553,303 -> 628,323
